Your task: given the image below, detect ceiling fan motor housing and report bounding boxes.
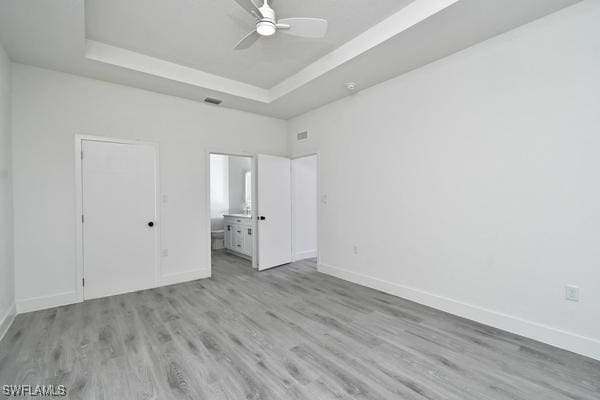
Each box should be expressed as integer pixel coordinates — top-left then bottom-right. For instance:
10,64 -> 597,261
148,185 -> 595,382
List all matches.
233,0 -> 328,49
256,2 -> 276,36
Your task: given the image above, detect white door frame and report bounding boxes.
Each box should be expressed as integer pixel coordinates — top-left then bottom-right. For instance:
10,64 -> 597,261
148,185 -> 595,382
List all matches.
290,152 -> 320,265
206,149 -> 257,270
74,134 -> 161,302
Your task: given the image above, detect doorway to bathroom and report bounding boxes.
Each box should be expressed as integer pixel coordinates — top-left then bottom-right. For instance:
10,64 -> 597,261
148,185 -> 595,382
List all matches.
209,153 -> 255,268
208,152 -> 319,273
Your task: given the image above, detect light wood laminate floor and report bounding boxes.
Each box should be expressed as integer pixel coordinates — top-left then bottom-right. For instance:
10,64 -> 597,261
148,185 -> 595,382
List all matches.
1,251 -> 599,399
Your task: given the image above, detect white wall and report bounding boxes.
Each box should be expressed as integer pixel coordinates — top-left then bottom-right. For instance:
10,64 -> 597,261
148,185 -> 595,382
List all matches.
288,1 -> 600,360
0,43 -> 15,338
210,154 -> 229,231
228,156 -> 252,214
292,155 -> 317,260
11,64 -> 287,312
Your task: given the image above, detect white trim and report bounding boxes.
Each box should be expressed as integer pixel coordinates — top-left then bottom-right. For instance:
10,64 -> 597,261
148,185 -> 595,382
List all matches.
75,134 -> 161,302
269,0 -> 459,100
74,136 -> 84,303
0,303 -> 16,342
161,268 -> 211,286
206,149 -> 257,270
16,291 -> 79,314
252,155 -> 258,269
294,249 -> 317,261
318,262 -> 600,361
85,40 -> 270,103
83,1 -> 459,104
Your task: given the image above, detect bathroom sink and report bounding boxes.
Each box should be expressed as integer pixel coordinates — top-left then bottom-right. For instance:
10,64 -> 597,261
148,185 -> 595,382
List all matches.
224,213 -> 252,218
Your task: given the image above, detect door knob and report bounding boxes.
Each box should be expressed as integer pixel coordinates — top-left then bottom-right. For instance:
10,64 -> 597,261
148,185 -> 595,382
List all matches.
148,221 -> 154,227
259,216 -> 266,220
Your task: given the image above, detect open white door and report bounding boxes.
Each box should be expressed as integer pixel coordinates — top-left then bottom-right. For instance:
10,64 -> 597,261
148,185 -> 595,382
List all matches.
257,154 -> 292,271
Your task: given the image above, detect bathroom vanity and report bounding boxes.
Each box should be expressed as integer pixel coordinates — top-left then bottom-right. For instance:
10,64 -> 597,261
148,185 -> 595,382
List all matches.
223,214 -> 253,258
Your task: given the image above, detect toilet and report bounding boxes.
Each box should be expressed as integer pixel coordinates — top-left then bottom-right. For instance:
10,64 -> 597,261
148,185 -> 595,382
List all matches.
211,229 -> 225,250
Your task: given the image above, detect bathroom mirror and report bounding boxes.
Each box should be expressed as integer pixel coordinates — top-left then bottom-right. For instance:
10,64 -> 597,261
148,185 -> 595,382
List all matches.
244,170 -> 252,211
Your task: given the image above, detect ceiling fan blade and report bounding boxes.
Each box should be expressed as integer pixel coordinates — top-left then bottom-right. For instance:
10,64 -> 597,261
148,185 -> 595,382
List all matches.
277,18 -> 328,38
234,30 -> 260,50
232,0 -> 263,19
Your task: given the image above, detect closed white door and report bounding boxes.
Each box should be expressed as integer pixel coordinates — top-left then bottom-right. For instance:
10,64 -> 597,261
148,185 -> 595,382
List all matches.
257,154 -> 292,270
82,139 -> 158,300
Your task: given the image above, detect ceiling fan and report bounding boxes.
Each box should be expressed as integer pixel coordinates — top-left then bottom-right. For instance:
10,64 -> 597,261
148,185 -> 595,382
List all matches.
232,0 -> 328,50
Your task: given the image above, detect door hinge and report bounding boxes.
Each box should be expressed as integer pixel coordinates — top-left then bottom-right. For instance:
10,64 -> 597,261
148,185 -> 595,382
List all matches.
81,214 -> 84,223
81,151 -> 83,160
82,278 -> 85,287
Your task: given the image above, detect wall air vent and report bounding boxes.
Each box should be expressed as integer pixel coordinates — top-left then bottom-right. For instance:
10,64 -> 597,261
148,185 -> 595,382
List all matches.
297,131 -> 308,141
204,97 -> 223,105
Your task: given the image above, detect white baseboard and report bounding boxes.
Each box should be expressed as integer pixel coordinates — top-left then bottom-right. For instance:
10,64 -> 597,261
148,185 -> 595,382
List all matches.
318,263 -> 600,361
161,268 -> 211,286
13,270 -> 211,315
0,302 -> 17,342
16,291 -> 79,314
294,249 -> 317,261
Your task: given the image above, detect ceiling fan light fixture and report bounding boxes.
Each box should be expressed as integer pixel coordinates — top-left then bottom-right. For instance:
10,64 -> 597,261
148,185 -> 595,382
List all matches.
256,20 -> 276,36
233,0 -> 328,50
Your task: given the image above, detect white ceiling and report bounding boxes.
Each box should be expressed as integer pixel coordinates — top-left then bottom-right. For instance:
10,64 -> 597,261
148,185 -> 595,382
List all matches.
0,0 -> 581,119
85,0 -> 415,89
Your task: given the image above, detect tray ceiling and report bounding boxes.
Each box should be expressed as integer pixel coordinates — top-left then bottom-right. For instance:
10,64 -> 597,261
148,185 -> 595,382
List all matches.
85,0 -> 415,89
0,0 -> 582,119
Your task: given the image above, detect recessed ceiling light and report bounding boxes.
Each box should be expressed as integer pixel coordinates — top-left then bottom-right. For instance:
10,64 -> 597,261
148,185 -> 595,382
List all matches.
346,82 -> 357,91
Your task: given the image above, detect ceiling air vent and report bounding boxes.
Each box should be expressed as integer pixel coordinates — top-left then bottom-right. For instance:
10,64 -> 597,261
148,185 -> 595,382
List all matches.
297,131 -> 308,141
204,97 -> 223,105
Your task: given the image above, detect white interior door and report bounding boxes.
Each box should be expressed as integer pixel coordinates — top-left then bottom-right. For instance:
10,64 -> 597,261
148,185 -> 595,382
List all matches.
257,154 -> 292,270
82,139 -> 158,299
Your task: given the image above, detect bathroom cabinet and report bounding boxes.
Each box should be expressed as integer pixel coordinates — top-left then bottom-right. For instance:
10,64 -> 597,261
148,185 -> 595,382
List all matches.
224,215 -> 253,258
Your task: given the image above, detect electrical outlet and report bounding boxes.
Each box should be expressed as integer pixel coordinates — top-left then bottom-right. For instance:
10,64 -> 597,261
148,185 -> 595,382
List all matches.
565,285 -> 579,302
161,249 -> 169,257
162,194 -> 168,203
353,245 -> 359,255
321,194 -> 328,205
